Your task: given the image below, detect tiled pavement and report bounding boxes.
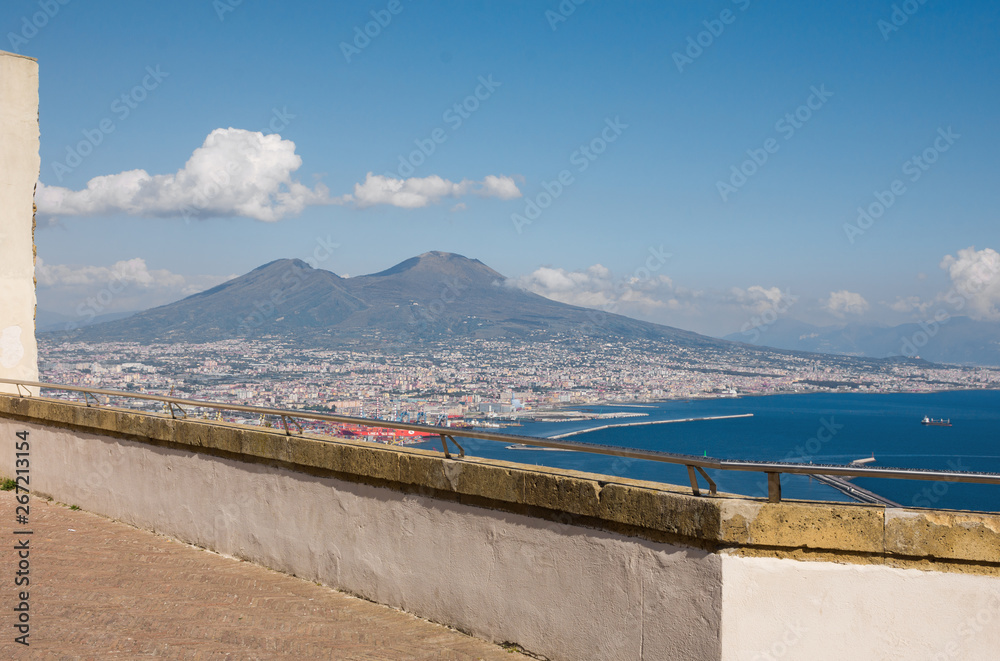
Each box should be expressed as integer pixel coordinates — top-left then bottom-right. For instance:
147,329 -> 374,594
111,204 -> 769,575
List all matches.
0,492 -> 525,660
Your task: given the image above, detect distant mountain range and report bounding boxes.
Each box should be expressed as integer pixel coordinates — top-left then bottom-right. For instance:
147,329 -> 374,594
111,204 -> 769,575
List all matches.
59,252 -> 734,350
723,317 -> 1000,367
47,251 -> 994,367
37,309 -> 137,333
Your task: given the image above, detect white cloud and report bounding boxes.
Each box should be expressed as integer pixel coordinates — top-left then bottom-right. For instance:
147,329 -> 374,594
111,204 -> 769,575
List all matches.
887,295 -> 931,315
824,290 -> 869,317
338,172 -> 521,209
37,129 -> 330,222
37,257 -> 160,288
35,257 -> 234,315
940,246 -> 1000,320
509,264 -> 690,315
36,128 -> 522,221
729,285 -> 786,314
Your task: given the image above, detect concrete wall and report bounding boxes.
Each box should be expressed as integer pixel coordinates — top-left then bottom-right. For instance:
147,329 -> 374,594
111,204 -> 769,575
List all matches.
1,397 -> 999,660
720,555 -> 1000,661
0,415 -> 723,661
0,51 -> 40,394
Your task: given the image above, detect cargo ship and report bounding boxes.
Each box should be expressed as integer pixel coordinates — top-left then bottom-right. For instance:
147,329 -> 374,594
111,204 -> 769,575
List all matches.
921,416 -> 952,427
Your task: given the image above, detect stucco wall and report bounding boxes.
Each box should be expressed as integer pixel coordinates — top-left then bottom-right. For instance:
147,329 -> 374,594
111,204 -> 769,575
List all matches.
0,51 -> 40,394
2,398 -> 999,660
0,416 -> 724,661
720,554 -> 1000,661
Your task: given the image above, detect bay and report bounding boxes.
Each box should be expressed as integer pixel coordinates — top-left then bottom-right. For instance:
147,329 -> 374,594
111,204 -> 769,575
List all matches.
413,391 -> 1000,513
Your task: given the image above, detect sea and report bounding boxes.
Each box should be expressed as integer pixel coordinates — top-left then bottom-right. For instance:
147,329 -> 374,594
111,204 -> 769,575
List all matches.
411,391 -> 1000,513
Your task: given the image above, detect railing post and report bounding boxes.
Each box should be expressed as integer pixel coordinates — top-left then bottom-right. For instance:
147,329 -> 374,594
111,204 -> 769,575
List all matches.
766,472 -> 782,503
686,465 -> 701,496
695,466 -> 718,495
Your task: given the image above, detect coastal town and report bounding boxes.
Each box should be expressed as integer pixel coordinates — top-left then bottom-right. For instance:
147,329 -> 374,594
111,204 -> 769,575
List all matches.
36,336 -> 1000,429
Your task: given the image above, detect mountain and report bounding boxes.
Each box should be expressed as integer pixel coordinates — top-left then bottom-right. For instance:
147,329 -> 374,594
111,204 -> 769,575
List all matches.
37,308 -> 138,333
63,252 -> 732,349
724,317 -> 1000,366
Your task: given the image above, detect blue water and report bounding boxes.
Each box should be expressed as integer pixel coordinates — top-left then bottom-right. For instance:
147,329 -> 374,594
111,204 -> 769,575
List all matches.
412,391 -> 1000,512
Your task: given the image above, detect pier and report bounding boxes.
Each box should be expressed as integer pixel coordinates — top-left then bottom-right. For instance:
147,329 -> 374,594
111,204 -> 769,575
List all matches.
812,474 -> 902,507
547,413 -> 754,440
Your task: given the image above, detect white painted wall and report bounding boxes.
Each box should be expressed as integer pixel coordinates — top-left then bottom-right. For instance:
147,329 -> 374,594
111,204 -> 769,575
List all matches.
0,51 -> 40,394
720,554 -> 1000,661
4,414 -> 999,660
0,418 -> 724,661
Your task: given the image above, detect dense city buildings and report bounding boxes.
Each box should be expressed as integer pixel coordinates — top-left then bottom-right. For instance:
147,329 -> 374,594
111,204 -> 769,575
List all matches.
38,336 -> 1000,425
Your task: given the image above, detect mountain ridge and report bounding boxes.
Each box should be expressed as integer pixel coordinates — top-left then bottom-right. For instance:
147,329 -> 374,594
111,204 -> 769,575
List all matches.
724,316 -> 1000,366
58,252 -> 733,350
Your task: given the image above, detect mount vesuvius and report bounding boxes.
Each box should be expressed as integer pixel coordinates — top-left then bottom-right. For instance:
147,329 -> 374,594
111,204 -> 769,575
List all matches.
59,251 -> 738,350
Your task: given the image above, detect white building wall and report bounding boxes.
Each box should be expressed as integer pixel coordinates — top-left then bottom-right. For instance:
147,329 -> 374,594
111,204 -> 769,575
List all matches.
0,51 -> 40,394
720,554 -> 1000,661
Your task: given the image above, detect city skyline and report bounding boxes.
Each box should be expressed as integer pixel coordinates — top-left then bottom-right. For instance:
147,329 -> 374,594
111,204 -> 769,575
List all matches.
8,0 -> 1000,337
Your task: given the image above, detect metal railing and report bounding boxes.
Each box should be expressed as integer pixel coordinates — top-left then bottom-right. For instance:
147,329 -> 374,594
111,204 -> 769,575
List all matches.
3,377 -> 1000,505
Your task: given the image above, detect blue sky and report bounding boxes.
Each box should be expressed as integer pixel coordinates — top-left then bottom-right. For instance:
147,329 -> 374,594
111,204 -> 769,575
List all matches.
7,0 -> 1000,335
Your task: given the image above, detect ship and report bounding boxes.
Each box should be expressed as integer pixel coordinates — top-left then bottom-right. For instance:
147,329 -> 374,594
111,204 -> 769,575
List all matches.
921,416 -> 952,427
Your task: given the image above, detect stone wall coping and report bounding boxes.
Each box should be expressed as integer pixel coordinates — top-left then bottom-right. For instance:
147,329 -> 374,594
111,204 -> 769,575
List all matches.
2,394 -> 998,575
